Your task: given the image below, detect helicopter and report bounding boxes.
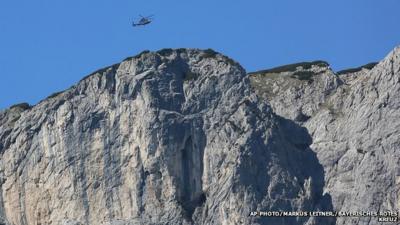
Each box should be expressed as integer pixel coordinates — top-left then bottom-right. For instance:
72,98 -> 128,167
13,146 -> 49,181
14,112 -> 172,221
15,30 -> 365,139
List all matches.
132,15 -> 154,27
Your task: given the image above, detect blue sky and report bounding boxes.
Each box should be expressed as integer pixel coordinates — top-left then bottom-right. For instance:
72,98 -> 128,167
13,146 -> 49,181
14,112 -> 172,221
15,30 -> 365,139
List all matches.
1,0 -> 399,109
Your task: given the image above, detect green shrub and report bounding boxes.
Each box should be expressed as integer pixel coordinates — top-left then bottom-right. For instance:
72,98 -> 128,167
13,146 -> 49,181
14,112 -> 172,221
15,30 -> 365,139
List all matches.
291,71 -> 315,82
248,60 -> 329,75
124,50 -> 150,61
362,62 -> 378,70
137,50 -> 150,57
176,48 -> 187,54
157,48 -> 174,56
47,91 -> 63,99
223,56 -> 238,66
337,62 -> 378,75
10,102 -> 31,110
202,49 -> 218,58
293,71 -> 313,80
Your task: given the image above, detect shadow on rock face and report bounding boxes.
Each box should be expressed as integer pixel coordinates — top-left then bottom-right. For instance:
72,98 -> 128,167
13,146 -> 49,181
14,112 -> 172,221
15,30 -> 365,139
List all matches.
161,116 -> 208,223
247,116 -> 336,225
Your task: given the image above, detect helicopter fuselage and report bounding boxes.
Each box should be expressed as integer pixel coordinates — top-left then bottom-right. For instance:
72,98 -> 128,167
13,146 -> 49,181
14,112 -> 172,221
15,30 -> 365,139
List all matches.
134,21 -> 151,26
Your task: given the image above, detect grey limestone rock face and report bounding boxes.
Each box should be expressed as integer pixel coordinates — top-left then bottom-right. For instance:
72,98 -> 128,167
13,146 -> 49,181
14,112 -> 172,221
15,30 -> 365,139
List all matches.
0,49 -> 332,225
250,46 -> 400,225
1,46 -> 399,225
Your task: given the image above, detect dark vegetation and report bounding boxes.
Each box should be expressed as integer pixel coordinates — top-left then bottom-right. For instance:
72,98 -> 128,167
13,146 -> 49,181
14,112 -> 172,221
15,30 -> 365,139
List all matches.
336,62 -> 378,75
361,62 -> 378,70
176,48 -> 187,54
124,50 -> 150,61
157,48 -> 174,56
158,48 -> 220,59
201,49 -> 218,58
46,91 -> 64,99
290,71 -> 316,82
9,102 -> 31,110
221,56 -> 238,66
248,60 -> 329,75
157,48 -> 188,56
200,49 -> 239,66
10,114 -> 21,123
158,48 -> 238,74
184,71 -> 199,81
80,63 -> 120,82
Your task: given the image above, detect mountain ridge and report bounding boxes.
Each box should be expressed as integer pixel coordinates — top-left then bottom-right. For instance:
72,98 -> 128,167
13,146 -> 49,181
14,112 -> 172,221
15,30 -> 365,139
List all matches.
1,47 -> 388,112
0,47 -> 399,225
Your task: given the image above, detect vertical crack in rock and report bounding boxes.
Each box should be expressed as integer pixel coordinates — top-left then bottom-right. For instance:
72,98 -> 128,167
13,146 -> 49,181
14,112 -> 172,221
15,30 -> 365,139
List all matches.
102,135 -> 113,220
77,136 -> 90,225
18,180 -> 27,225
180,136 -> 194,218
138,166 -> 148,214
178,122 -> 207,222
102,112 -> 123,221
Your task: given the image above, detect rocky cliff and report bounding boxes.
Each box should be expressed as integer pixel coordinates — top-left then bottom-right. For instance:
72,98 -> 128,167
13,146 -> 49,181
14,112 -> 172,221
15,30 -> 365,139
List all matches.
0,47 -> 399,225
